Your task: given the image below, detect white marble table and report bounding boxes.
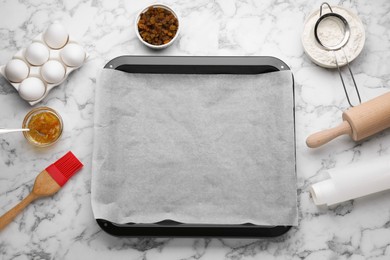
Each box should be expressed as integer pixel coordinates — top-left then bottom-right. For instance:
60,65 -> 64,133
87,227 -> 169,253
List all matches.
1,0 -> 390,259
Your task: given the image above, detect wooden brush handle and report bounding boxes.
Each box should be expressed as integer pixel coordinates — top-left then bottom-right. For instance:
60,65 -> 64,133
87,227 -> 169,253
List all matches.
0,170 -> 62,231
0,192 -> 38,231
306,121 -> 352,148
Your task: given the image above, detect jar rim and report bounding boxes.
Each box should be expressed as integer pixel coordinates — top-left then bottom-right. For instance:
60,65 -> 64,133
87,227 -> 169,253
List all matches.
22,106 -> 63,147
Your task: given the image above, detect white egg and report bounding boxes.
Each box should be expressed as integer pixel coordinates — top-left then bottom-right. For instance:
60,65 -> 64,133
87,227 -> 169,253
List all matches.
60,43 -> 86,67
41,60 -> 66,84
4,59 -> 30,82
19,77 -> 46,101
44,23 -> 69,49
25,42 -> 49,66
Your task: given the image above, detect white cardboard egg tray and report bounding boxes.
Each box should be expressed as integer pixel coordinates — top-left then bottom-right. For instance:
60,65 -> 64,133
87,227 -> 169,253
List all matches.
0,23 -> 88,106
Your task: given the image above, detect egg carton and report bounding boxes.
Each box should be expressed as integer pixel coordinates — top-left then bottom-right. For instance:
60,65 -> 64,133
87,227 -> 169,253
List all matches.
0,22 -> 88,106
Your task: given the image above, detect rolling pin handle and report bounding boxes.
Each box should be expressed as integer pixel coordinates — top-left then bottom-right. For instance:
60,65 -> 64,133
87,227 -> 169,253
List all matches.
306,121 -> 352,148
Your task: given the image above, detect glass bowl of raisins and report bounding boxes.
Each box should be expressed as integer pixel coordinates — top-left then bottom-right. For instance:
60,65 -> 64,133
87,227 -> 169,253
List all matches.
135,4 -> 180,49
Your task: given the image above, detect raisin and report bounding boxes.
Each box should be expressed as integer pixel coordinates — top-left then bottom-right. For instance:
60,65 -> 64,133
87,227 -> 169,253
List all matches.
137,7 -> 179,46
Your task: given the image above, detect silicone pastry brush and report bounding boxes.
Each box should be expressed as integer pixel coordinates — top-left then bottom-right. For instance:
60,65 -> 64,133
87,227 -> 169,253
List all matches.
0,151 -> 83,231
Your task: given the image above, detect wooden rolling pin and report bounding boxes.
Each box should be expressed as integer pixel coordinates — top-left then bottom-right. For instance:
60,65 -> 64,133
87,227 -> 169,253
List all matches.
306,92 -> 390,148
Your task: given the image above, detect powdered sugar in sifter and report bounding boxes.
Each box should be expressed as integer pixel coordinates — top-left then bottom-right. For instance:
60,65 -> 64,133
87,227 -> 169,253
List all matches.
314,2 -> 362,107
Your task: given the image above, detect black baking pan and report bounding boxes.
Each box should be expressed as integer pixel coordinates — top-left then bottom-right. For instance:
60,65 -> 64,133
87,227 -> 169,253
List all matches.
96,56 -> 295,238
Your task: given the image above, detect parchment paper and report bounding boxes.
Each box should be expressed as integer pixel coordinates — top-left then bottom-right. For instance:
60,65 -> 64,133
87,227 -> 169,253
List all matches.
91,69 -> 297,225
311,158 -> 390,206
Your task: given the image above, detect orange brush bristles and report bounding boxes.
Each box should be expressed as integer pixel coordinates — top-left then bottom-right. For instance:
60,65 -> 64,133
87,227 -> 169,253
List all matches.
45,151 -> 83,187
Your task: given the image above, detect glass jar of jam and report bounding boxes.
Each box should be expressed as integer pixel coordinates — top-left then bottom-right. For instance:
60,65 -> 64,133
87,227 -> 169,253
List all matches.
22,107 -> 63,147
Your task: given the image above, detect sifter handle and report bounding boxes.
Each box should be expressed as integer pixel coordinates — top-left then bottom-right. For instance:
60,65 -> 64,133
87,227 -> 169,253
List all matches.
306,121 -> 352,148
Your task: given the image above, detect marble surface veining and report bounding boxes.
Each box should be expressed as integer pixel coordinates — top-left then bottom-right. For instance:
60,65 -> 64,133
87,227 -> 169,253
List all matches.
0,0 -> 390,259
